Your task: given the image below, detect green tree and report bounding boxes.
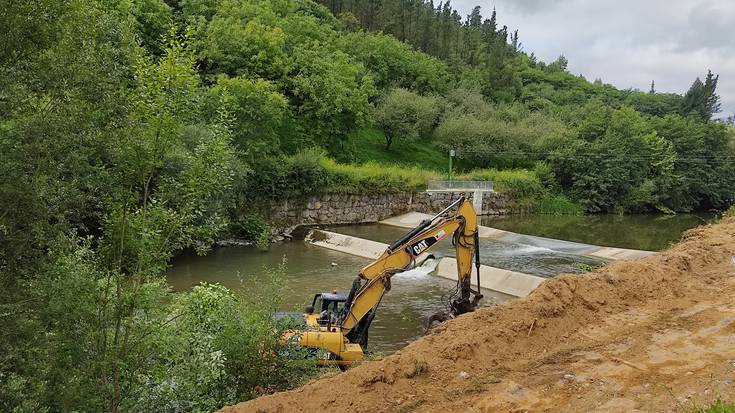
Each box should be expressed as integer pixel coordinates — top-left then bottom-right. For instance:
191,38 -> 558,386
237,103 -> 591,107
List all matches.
376,88 -> 442,149
551,106 -> 678,212
199,0 -> 288,79
682,70 -> 721,119
339,31 -> 449,94
206,75 -> 291,160
282,47 -> 375,151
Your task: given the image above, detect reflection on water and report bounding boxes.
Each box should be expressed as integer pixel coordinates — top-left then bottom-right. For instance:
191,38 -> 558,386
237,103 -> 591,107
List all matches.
482,213 -> 714,251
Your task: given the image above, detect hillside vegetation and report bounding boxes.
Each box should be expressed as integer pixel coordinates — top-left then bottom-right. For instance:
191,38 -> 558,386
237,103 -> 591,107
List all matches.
1,0 -> 734,411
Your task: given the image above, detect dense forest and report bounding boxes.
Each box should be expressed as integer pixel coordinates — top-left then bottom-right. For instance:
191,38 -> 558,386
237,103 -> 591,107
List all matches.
1,0 -> 734,411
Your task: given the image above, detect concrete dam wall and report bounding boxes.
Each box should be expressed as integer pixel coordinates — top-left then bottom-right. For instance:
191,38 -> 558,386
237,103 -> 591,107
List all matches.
269,191 -> 527,228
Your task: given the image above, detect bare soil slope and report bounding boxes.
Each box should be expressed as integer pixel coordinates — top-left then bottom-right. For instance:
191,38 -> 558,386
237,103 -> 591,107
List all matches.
223,219 -> 735,413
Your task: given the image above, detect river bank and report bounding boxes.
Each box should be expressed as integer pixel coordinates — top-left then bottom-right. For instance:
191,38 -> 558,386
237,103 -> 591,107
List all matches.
221,216 -> 735,413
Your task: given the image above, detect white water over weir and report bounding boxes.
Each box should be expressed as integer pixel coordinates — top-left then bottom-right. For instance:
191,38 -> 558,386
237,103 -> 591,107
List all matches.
305,229 -> 543,297
394,257 -> 439,280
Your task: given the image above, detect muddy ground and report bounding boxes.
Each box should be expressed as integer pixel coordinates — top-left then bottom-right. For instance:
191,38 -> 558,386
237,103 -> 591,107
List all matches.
222,219 -> 735,413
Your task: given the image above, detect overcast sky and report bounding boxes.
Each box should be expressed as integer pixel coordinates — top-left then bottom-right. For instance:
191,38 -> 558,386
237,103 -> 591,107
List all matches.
451,0 -> 735,118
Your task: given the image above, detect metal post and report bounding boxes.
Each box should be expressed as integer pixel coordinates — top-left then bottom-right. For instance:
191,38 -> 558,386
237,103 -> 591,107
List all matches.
448,148 -> 455,180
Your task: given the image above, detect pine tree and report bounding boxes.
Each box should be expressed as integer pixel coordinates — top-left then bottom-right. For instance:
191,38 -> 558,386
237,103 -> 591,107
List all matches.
649,80 -> 655,94
682,71 -> 721,119
702,70 -> 721,118
510,29 -> 520,52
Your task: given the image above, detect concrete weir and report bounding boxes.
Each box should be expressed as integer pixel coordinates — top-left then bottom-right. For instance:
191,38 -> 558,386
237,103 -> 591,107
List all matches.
306,229 -> 544,297
380,212 -> 656,261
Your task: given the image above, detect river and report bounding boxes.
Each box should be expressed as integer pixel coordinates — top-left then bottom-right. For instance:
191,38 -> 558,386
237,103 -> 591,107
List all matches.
166,213 -> 714,353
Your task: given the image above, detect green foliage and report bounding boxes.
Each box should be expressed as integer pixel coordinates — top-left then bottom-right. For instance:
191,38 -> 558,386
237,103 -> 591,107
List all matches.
199,0 -> 288,78
536,195 -> 585,215
548,106 -> 709,213
574,261 -> 605,272
689,399 -> 735,413
243,149 -> 440,200
340,31 -> 449,94
235,214 -> 272,250
128,0 -> 173,55
458,167 -> 582,214
458,168 -> 544,199
342,128 -> 446,169
243,149 -> 331,200
319,157 -> 439,193
376,88 -> 443,149
193,0 -> 375,154
651,115 -> 735,211
205,75 -> 291,159
22,242 -> 313,412
128,277 -> 316,411
3,0 -> 735,410
435,94 -> 571,169
722,205 -> 735,219
681,70 -> 722,119
283,47 -> 375,150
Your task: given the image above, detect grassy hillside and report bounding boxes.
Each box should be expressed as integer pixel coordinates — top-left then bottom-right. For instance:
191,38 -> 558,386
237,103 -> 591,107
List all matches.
346,128 -> 446,171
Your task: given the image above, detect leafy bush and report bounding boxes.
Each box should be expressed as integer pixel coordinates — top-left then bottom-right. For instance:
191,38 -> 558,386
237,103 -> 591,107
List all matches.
205,75 -> 290,159
234,214 -> 271,250
434,95 -> 572,169
723,205 -> 735,219
340,31 -> 449,94
458,168 -> 544,199
129,279 -> 317,412
376,88 -> 443,150
536,194 -> 584,215
26,241 -> 317,412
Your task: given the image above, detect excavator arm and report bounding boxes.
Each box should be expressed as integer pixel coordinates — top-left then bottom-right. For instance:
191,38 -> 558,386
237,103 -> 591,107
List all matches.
339,197 -> 483,343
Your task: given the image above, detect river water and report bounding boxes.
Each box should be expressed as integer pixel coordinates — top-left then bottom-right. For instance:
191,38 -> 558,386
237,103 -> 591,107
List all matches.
167,213 -> 713,353
482,213 -> 714,251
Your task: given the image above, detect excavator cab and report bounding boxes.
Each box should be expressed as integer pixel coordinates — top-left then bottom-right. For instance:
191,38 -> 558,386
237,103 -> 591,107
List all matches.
305,292 -> 347,328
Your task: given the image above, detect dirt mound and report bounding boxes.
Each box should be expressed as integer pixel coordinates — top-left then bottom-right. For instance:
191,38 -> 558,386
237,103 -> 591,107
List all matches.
222,219 -> 735,413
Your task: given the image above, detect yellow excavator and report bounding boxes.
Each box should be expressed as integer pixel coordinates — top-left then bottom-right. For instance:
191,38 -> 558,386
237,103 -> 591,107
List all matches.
283,197 -> 483,367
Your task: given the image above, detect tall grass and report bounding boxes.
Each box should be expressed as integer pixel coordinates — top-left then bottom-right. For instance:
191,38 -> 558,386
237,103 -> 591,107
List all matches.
319,157 -> 440,193
457,168 -> 544,198
689,399 -> 735,413
536,194 -> 584,215
344,128 -> 446,169
723,205 -> 735,219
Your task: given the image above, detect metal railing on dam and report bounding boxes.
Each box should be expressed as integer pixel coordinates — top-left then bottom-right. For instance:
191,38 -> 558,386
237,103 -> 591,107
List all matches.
427,180 -> 494,192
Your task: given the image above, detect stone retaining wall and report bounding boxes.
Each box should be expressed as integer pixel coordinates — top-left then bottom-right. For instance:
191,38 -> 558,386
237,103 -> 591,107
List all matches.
269,191 -> 525,228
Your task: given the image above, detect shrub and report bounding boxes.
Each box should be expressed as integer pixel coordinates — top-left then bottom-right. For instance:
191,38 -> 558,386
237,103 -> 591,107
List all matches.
131,276 -> 318,411
234,214 -> 271,250
376,88 -> 443,150
536,195 -> 584,215
458,168 -> 544,199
